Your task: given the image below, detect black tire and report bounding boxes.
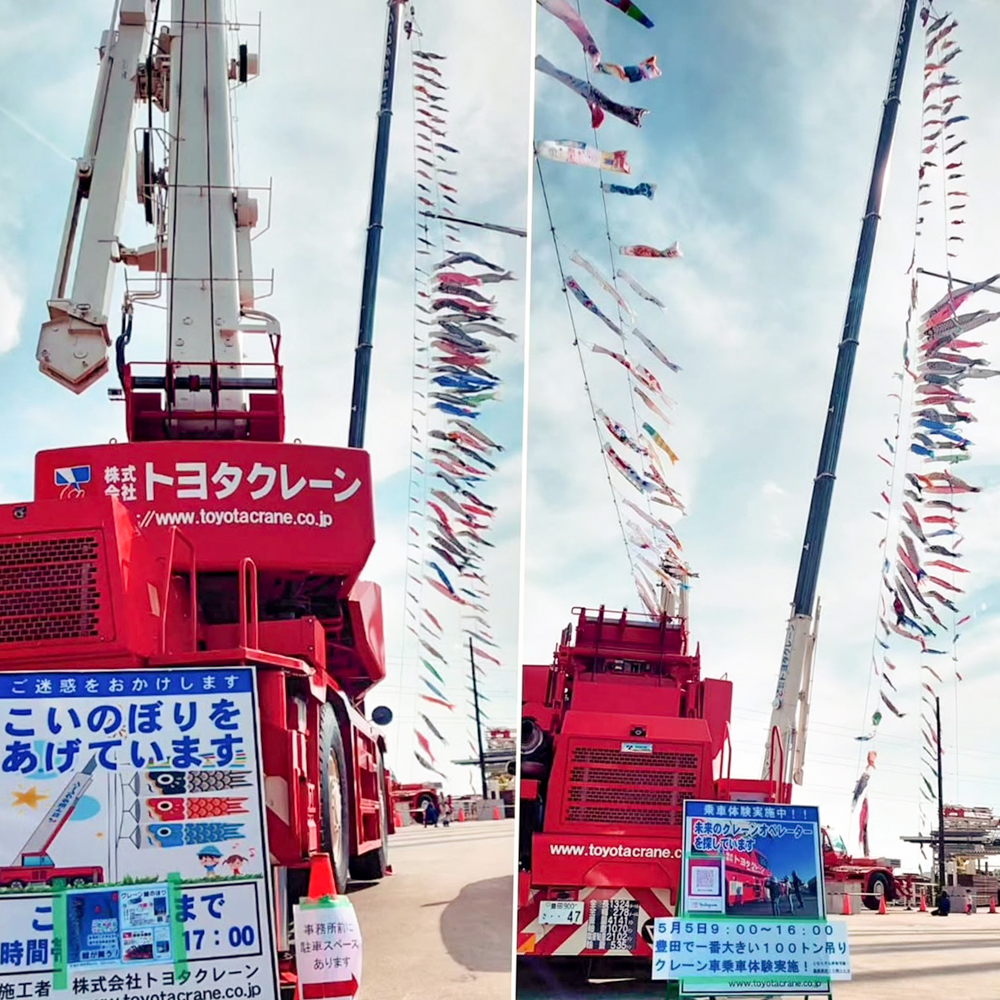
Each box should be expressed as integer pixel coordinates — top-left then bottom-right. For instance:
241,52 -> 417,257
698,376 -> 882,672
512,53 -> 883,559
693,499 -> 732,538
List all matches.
319,703 -> 350,894
349,752 -> 389,881
8,881 -> 25,890
862,871 -> 892,910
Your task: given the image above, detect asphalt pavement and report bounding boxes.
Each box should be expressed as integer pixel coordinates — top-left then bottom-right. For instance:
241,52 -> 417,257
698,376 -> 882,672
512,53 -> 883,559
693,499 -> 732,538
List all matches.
347,819 -> 515,1000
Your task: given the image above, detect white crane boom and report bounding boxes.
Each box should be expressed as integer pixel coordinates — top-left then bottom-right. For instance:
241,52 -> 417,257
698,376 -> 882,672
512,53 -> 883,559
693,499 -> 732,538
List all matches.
37,0 -> 268,438
38,0 -> 152,393
14,757 -> 98,861
164,0 -> 246,430
762,604 -> 820,787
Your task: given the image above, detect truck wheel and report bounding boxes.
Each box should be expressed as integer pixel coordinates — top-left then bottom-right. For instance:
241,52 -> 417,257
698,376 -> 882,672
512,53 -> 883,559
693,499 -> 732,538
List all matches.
8,881 -> 25,890
349,752 -> 389,881
862,872 -> 891,910
319,703 -> 350,894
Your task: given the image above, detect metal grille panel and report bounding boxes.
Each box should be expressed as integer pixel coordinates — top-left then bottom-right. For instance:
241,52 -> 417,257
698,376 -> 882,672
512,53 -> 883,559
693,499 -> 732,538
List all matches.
0,536 -> 102,643
572,747 -> 698,769
568,786 -> 683,806
569,766 -> 696,789
563,743 -> 700,828
565,800 -> 692,826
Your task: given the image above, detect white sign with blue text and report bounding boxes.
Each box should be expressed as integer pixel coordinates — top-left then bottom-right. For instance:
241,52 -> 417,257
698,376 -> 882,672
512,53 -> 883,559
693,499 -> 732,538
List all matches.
0,668 -> 279,1000
652,917 -> 850,993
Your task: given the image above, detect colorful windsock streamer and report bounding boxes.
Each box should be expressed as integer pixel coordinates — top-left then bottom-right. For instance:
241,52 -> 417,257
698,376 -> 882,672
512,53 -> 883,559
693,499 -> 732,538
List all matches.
535,0 -> 688,606
402,29 -> 517,783
854,12 -> 992,849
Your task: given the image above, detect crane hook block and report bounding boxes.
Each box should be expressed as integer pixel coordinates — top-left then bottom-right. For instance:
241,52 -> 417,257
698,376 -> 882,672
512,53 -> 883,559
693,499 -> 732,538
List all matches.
37,308 -> 110,394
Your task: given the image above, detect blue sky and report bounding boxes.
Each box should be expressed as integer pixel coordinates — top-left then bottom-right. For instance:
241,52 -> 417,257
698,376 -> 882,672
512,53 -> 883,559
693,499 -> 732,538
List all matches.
0,0 -> 530,792
527,0 -> 1000,871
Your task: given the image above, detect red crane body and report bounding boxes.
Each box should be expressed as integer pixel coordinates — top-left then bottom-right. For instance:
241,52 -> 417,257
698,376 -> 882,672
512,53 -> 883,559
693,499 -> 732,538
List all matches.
2,2 -> 396,988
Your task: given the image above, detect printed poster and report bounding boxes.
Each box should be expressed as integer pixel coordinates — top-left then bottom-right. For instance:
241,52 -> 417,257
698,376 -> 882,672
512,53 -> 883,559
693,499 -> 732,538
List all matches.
292,897 -> 362,997
651,916 -> 851,993
682,802 -> 826,919
0,668 -> 279,1000
660,800 -> 844,996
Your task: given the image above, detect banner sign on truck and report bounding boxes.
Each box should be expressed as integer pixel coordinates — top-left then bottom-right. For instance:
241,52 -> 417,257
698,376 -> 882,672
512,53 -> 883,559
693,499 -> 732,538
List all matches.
0,667 -> 280,1000
649,800 -> 849,995
34,442 -> 375,574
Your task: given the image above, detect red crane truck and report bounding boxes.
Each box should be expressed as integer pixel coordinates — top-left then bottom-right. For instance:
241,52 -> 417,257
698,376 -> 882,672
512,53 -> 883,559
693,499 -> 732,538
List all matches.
518,4 -> 922,976
821,827 -> 910,909
516,603 -> 790,962
2,0 -> 403,990
514,603 -> 908,974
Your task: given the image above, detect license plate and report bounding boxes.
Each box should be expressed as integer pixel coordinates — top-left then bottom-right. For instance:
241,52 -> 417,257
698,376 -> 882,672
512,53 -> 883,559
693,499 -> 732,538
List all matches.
539,900 -> 585,925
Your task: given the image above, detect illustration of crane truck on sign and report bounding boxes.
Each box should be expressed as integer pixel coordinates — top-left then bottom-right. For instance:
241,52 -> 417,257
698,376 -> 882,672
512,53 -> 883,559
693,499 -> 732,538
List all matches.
0,1 -> 412,992
1,758 -> 104,890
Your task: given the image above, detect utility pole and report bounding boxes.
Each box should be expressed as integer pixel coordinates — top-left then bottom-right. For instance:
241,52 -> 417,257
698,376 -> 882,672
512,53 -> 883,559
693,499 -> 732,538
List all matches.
936,696 -> 946,894
468,638 -> 488,799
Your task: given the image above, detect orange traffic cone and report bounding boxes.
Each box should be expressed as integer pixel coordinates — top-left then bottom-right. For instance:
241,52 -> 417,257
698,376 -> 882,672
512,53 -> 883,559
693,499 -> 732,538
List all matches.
990,896 -> 997,914
307,853 -> 337,901
492,806 -> 502,821
919,893 -> 927,913
842,890 -> 852,916
878,894 -> 887,915
457,808 -> 465,822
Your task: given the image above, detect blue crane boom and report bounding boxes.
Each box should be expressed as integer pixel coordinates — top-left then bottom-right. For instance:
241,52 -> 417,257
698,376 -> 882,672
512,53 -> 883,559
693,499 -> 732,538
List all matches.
764,0 -> 918,788
348,0 -> 404,449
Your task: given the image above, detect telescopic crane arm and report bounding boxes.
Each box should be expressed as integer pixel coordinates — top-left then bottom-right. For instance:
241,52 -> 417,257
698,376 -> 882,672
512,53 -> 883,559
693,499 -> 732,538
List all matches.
763,0 -> 918,788
38,0 -> 269,441
13,757 -> 98,862
38,0 -> 152,393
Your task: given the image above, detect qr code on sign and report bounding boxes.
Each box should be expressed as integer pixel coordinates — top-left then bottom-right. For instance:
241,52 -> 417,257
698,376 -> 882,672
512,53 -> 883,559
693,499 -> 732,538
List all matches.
691,866 -> 720,895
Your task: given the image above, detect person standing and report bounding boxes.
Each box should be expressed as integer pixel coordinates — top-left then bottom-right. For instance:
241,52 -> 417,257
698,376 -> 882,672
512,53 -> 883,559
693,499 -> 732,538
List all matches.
424,798 -> 440,828
766,877 -> 780,917
791,871 -> 805,910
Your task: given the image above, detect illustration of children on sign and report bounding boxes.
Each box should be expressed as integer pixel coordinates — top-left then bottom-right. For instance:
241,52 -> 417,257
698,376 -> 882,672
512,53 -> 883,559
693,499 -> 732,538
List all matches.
225,853 -> 248,876
197,845 -> 223,875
